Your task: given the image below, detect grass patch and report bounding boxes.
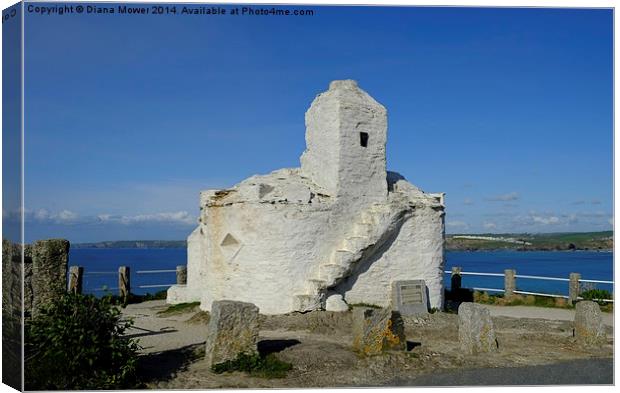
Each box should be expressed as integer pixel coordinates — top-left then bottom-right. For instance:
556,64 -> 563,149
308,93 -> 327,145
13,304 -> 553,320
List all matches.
186,310 -> 211,325
211,353 -> 293,378
348,302 -> 382,310
473,290 -> 614,313
157,302 -> 201,316
473,291 -> 574,309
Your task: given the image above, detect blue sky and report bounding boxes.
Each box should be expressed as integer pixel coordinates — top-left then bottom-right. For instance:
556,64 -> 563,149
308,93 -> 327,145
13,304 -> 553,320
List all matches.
19,4 -> 612,242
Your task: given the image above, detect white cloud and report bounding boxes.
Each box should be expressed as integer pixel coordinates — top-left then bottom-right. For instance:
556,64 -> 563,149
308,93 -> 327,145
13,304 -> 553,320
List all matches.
118,211 -> 196,225
57,210 -> 78,221
463,198 -> 474,205
483,222 -> 497,229
531,215 -> 560,225
25,208 -> 79,224
447,220 -> 469,229
488,192 -> 519,202
33,209 -> 51,220
26,208 -> 196,226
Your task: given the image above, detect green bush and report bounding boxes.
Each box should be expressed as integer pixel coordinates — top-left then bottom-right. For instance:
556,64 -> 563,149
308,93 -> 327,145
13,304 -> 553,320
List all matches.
580,288 -> 613,304
212,352 -> 293,378
25,293 -> 140,390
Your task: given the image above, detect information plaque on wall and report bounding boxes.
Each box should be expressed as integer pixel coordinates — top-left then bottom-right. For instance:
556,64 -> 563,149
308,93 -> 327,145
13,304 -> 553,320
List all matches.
391,280 -> 429,316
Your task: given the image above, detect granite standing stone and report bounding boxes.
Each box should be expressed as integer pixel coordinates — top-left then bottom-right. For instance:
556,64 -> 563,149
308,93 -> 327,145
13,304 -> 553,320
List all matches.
68,266 -> 84,294
2,239 -> 22,318
391,280 -> 428,316
352,307 -> 406,356
569,273 -> 581,305
574,301 -> 605,346
176,265 -> 187,285
1,240 -> 22,392
504,269 -> 516,298
458,302 -> 498,354
204,300 -> 260,367
30,239 -> 69,315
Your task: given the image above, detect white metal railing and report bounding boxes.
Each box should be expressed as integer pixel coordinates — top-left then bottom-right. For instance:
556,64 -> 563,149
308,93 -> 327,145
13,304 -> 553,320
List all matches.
445,269 -> 614,303
515,274 -> 569,282
137,284 -> 174,289
472,287 -> 504,293
135,269 -> 177,289
580,278 -> 614,284
514,290 -> 568,299
71,266 -> 184,295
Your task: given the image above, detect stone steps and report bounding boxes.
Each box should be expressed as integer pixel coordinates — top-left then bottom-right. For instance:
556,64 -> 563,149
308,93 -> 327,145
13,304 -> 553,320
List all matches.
304,278 -> 327,292
319,263 -> 348,284
353,222 -> 373,236
292,294 -> 322,312
341,236 -> 367,252
293,204 -> 393,311
330,249 -> 356,266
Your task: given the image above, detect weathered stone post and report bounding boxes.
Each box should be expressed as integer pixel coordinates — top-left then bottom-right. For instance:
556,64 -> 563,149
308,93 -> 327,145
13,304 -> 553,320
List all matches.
569,273 -> 581,305
458,302 -> 498,354
451,266 -> 462,292
176,265 -> 187,285
504,269 -> 516,298
119,266 -> 130,303
31,239 -> 70,315
68,266 -> 83,294
352,307 -> 406,356
574,301 -> 605,346
204,300 -> 259,368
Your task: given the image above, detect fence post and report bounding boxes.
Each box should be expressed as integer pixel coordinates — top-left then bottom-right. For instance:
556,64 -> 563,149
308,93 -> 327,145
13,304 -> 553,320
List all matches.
119,266 -> 130,303
176,265 -> 187,285
569,272 -> 581,305
68,266 -> 83,294
504,269 -> 516,298
451,266 -> 462,292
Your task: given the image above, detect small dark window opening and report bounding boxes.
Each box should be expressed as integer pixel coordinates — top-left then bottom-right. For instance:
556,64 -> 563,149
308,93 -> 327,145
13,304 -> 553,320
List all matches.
360,132 -> 369,147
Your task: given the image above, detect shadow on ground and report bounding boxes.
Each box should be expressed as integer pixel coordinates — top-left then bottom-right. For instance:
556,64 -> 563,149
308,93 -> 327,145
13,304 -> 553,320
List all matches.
137,342 -> 205,384
258,339 -> 301,356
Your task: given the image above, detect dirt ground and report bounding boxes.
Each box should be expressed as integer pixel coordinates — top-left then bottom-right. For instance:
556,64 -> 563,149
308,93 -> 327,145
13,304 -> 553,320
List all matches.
122,300 -> 614,389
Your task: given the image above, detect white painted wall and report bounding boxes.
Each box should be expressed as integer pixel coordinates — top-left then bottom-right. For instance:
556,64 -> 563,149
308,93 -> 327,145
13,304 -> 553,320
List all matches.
168,80 -> 445,314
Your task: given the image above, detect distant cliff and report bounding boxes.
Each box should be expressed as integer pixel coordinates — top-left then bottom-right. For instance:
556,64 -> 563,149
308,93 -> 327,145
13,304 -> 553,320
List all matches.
446,231 -> 612,251
73,240 -> 186,249
73,231 -> 613,251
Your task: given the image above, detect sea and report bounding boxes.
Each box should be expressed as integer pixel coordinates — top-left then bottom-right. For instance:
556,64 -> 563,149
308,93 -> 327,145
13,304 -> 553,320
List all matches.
69,248 -> 614,297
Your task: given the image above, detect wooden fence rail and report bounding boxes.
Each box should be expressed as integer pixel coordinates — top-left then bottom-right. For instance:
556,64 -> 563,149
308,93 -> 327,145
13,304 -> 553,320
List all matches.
445,268 -> 614,304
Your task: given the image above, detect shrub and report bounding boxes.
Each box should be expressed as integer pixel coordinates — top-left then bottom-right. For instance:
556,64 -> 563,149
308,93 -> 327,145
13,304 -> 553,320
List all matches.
211,353 -> 293,378
130,289 -> 168,303
25,293 -> 140,390
580,288 -> 613,304
98,289 -> 169,307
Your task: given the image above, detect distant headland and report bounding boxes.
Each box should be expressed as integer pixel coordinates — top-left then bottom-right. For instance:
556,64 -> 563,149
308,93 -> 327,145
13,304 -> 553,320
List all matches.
446,231 -> 612,252
72,240 -> 186,249
72,231 -> 612,252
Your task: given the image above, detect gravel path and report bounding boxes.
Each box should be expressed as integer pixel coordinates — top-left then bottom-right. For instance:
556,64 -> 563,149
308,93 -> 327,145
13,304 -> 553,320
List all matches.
479,304 -> 614,326
122,301 -> 614,388
390,358 -> 614,386
123,300 -> 207,354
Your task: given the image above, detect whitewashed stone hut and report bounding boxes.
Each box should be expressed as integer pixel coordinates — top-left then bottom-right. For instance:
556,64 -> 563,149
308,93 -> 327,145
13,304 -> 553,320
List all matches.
168,80 -> 445,314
